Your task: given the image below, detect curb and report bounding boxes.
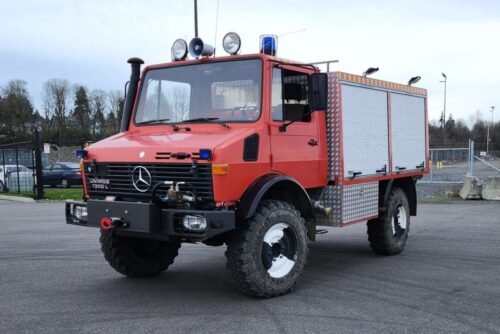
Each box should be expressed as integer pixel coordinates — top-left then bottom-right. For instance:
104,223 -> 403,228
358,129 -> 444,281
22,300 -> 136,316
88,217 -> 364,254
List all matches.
0,195 -> 36,203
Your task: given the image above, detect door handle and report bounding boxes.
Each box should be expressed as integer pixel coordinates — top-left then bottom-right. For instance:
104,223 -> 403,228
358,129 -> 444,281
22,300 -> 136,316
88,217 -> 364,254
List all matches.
308,139 -> 318,146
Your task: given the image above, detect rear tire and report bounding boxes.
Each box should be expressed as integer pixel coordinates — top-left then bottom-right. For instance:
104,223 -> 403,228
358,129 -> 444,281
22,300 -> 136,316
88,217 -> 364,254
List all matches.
60,178 -> 69,188
226,200 -> 308,298
367,187 -> 410,255
100,229 -> 181,278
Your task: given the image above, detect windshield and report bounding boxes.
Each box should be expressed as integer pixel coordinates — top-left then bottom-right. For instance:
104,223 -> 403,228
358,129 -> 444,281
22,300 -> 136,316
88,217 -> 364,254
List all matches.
134,59 -> 262,125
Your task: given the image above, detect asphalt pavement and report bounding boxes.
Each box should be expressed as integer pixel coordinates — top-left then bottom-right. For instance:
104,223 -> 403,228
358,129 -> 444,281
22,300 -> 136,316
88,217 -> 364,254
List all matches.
0,200 -> 499,333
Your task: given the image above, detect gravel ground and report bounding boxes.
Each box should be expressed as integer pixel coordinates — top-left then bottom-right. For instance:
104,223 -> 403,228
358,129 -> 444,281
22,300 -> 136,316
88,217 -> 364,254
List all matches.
1,200 -> 500,333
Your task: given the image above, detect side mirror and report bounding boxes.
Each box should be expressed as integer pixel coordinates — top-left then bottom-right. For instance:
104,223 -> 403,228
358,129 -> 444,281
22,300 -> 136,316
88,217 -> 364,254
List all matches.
309,73 -> 328,110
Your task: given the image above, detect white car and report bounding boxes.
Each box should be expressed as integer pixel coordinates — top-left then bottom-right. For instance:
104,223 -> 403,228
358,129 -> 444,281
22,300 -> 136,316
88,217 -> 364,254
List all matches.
0,164 -> 32,192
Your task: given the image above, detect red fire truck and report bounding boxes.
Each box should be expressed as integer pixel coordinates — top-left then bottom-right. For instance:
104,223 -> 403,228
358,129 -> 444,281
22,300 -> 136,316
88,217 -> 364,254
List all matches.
66,33 -> 429,298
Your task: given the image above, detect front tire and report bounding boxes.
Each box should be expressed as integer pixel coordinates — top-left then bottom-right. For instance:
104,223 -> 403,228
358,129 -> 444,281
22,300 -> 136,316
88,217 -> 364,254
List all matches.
100,229 -> 181,278
367,187 -> 410,255
226,200 -> 308,298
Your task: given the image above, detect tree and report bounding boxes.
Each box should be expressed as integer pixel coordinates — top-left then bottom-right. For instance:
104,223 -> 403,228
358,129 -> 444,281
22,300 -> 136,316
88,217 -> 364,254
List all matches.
108,90 -> 124,133
72,85 -> 91,140
0,80 -> 35,142
471,120 -> 488,151
89,89 -> 106,138
43,79 -> 71,144
103,111 -> 116,137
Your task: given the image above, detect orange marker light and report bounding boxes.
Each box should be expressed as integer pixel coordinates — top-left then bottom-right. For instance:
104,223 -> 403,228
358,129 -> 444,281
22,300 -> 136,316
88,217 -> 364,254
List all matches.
212,164 -> 229,175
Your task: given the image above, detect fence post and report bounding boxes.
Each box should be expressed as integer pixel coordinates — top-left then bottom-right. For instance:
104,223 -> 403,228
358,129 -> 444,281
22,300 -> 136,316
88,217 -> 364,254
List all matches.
471,140 -> 474,177
430,149 -> 433,182
467,139 -> 470,175
33,128 -> 44,200
15,145 -> 20,193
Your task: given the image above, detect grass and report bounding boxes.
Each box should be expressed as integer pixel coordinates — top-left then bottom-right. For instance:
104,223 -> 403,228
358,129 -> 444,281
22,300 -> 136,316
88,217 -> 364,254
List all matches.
43,188 -> 83,201
0,187 -> 83,201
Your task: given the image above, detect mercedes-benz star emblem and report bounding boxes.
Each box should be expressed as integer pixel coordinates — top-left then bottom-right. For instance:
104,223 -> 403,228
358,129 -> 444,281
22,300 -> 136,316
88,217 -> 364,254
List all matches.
131,166 -> 152,192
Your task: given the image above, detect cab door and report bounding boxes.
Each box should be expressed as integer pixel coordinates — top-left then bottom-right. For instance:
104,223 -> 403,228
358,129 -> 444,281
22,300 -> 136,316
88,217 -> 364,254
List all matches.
269,67 -> 326,188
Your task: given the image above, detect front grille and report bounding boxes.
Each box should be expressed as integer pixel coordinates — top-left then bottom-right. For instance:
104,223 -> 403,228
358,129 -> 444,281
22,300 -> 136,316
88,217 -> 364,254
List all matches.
85,163 -> 213,203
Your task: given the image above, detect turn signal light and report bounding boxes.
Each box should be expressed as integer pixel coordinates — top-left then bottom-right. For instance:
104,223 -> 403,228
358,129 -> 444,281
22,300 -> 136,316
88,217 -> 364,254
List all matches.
212,164 -> 229,175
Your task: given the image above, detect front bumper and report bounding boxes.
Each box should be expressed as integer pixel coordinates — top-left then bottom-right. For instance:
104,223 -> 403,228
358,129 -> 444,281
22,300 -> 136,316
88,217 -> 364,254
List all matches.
65,200 -> 235,241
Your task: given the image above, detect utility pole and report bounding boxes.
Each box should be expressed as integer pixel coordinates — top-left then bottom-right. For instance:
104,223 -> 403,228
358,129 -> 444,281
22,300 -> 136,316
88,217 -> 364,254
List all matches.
487,106 -> 495,156
194,0 -> 198,37
440,73 -> 447,147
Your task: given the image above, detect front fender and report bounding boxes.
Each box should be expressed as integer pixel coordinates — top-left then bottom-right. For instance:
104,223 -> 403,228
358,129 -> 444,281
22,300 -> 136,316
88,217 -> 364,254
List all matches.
237,174 -> 314,220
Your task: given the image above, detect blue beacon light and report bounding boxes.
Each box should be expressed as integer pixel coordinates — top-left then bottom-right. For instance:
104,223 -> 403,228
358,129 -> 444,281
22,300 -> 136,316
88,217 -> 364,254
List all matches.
76,149 -> 88,159
199,149 -> 212,160
260,35 -> 277,56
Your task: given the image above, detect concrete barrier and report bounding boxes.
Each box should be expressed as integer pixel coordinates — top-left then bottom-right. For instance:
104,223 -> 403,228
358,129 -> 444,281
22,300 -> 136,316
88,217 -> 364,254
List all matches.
459,175 -> 482,200
482,176 -> 500,201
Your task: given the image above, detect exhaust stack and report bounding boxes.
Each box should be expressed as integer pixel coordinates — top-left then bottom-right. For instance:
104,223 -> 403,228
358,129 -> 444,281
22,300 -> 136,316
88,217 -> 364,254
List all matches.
120,57 -> 144,132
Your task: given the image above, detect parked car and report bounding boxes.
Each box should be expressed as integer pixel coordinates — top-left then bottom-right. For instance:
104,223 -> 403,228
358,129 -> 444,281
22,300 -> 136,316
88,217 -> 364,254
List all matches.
43,162 -> 82,188
0,164 -> 32,192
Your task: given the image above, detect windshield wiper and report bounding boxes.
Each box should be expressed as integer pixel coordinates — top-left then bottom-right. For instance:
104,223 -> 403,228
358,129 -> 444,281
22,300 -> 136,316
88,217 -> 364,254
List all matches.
181,117 -> 229,128
137,118 -> 171,125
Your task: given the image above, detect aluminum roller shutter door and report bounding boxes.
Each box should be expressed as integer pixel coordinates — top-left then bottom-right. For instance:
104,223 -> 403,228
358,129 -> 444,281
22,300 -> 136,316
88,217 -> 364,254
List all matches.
341,84 -> 389,178
391,93 -> 426,171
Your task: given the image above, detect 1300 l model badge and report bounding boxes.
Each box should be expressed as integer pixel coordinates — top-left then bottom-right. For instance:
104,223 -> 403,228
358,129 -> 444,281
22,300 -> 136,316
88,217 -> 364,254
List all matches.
88,178 -> 110,190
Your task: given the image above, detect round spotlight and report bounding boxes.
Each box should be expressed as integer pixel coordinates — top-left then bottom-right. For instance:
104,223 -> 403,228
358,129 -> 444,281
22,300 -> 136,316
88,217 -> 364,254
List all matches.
171,39 -> 188,61
222,32 -> 241,55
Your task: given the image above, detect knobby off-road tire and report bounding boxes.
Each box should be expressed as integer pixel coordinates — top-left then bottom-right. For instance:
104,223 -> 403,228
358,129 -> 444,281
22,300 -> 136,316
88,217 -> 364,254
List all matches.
367,187 -> 410,255
100,229 -> 181,278
226,200 -> 308,298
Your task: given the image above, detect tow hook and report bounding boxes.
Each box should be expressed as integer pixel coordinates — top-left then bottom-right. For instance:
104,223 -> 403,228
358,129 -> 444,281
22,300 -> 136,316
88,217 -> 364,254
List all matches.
100,217 -> 128,230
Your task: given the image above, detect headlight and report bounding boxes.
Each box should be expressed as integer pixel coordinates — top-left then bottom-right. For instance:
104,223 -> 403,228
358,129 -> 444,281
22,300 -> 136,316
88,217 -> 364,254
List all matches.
73,205 -> 87,221
171,39 -> 188,61
182,215 -> 207,231
222,32 -> 241,55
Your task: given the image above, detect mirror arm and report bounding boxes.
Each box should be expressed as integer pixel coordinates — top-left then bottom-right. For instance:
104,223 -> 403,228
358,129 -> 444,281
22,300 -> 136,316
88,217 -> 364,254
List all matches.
279,108 -> 317,132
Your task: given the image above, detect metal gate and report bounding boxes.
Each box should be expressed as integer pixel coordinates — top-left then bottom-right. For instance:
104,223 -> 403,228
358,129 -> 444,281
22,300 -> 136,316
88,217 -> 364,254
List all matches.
0,141 -> 37,196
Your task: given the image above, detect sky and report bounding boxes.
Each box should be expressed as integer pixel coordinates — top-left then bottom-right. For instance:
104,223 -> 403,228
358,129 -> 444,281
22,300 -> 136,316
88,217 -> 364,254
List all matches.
1,0 -> 499,125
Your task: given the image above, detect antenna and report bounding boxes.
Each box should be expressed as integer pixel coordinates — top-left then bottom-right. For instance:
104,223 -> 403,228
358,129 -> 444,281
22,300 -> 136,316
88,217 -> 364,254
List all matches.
194,0 -> 198,37
278,28 -> 306,37
213,0 -> 220,55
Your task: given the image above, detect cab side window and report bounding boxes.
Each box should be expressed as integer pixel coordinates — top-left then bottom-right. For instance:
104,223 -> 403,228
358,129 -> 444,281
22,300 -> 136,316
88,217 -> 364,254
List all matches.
272,68 -> 310,122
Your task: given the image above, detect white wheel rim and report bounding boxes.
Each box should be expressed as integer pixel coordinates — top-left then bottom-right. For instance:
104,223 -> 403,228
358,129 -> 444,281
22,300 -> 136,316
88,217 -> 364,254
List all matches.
262,223 -> 297,278
391,205 -> 407,237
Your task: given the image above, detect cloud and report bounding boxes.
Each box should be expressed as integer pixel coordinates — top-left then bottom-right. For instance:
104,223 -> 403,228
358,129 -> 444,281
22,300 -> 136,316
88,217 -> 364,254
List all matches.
1,0 -> 499,123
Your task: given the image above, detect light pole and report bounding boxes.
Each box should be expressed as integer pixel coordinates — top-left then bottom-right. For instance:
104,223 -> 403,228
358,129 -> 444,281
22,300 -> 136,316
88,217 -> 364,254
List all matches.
440,73 -> 447,147
487,106 -> 495,156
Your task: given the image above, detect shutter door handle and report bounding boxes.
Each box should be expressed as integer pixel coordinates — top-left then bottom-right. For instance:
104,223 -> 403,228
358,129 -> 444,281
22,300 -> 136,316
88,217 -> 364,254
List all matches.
308,139 -> 318,146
